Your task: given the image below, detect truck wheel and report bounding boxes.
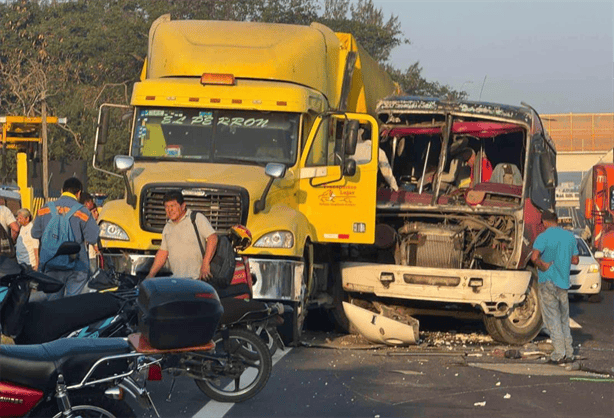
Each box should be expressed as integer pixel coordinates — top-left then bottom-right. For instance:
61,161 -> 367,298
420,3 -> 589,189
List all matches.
278,245 -> 311,346
325,261 -> 361,334
483,278 -> 542,345
278,298 -> 306,346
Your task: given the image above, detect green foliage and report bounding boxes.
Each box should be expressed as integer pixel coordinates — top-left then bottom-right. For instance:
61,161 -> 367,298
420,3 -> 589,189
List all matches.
0,0 -> 463,198
386,63 -> 469,100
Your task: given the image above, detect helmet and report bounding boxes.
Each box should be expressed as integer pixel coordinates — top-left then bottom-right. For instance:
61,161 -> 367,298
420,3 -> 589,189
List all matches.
230,224 -> 252,251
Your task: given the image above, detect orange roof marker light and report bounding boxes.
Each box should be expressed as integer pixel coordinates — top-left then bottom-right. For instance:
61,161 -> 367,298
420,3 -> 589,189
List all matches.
201,73 -> 235,86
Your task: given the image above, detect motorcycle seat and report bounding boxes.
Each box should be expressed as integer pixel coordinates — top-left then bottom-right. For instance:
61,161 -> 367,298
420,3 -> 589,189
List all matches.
0,337 -> 130,392
219,298 -> 272,325
15,292 -> 123,344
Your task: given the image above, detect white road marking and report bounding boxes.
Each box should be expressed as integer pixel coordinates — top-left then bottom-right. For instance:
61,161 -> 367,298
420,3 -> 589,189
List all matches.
569,317 -> 582,329
192,347 -> 292,418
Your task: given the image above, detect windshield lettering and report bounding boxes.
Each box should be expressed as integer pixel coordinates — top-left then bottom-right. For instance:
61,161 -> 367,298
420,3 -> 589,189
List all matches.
132,107 -> 298,166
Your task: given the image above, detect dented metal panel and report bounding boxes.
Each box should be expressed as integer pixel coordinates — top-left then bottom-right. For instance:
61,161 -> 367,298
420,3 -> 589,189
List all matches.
341,262 -> 531,317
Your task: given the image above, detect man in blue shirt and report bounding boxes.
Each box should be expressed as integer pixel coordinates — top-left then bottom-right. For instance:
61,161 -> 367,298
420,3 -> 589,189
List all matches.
32,177 -> 99,299
531,210 -> 579,364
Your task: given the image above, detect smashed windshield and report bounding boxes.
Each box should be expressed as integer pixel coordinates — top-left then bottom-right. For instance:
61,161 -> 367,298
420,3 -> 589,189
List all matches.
131,108 -> 300,165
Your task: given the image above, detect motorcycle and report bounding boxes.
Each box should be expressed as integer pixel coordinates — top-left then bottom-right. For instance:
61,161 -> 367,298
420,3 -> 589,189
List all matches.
0,244 -> 289,404
0,337 -> 140,417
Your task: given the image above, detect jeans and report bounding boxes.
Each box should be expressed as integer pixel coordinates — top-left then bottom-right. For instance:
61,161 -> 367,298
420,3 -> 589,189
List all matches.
45,270 -> 90,301
538,280 -> 573,361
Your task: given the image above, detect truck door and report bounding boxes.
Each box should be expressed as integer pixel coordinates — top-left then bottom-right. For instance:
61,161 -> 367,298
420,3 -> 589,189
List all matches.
298,113 -> 378,244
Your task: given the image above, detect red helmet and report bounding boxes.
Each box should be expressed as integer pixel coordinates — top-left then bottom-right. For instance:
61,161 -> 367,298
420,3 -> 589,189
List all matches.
230,224 -> 252,251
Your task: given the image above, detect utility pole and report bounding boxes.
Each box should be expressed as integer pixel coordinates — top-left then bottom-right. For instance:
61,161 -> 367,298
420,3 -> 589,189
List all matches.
42,100 -> 49,200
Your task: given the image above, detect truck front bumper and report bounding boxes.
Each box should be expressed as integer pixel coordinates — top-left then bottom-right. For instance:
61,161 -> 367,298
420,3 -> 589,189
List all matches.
103,253 -> 304,302
599,258 -> 614,280
341,262 -> 531,317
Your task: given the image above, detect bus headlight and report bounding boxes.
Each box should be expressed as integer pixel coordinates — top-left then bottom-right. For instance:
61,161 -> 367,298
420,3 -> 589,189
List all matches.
99,221 -> 130,241
253,231 -> 294,249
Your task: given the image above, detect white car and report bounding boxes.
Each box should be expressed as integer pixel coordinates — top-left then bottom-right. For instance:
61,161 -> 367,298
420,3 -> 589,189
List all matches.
569,236 -> 601,296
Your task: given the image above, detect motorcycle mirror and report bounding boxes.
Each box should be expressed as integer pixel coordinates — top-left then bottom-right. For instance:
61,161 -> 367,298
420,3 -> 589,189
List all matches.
55,242 -> 81,256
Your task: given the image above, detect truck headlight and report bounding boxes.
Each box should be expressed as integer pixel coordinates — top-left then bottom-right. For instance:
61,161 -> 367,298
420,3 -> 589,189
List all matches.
603,248 -> 614,258
588,264 -> 600,273
99,221 -> 130,241
253,231 -> 294,249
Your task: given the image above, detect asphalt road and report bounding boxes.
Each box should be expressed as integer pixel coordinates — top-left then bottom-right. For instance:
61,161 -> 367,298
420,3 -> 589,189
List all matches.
135,291 -> 614,418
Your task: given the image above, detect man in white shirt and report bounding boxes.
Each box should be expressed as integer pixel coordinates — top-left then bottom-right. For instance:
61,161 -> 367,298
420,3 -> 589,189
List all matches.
146,190 -> 218,280
0,201 -> 19,256
0,201 -> 19,241
353,128 -> 398,191
15,208 -> 39,270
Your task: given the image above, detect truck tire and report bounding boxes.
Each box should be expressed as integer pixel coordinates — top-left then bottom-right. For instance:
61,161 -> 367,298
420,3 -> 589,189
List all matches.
483,277 -> 542,345
327,262 -> 359,334
278,244 -> 312,346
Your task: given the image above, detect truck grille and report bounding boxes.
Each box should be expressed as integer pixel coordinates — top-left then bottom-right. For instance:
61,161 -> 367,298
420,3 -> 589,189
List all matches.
141,185 -> 247,233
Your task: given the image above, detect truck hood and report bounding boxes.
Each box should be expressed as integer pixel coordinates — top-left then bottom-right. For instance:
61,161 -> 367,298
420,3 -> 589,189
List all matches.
129,161 -> 276,197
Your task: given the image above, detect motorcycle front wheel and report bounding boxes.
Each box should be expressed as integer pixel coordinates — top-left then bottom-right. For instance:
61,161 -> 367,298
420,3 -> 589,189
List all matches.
194,328 -> 272,403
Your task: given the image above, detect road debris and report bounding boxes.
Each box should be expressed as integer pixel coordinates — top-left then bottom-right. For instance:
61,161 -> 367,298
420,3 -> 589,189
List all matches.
474,401 -> 486,406
504,393 -> 511,399
391,370 -> 424,376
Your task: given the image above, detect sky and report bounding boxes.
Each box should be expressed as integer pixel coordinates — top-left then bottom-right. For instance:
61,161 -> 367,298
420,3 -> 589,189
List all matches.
367,0 -> 613,114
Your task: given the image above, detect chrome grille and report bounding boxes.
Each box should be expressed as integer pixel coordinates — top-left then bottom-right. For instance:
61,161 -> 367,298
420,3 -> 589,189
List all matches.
141,186 -> 245,233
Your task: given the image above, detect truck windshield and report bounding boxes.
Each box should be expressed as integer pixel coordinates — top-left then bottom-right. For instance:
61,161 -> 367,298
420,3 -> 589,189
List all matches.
131,107 -> 300,165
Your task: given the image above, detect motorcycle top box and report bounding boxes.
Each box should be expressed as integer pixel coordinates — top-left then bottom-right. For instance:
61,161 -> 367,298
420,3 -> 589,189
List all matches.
137,278 -> 223,349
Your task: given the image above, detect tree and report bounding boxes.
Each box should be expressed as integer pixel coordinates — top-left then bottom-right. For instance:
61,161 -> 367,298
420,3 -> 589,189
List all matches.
0,0 -> 464,198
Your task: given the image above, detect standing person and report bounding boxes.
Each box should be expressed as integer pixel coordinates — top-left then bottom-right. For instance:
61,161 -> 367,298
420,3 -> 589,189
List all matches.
79,192 -> 100,273
531,210 -> 579,364
32,177 -> 99,299
0,198 -> 20,256
146,190 -> 218,281
15,208 -> 39,270
353,127 -> 399,191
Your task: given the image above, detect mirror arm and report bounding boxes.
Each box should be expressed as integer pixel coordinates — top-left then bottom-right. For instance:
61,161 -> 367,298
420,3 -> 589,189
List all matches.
122,172 -> 136,208
254,177 -> 275,214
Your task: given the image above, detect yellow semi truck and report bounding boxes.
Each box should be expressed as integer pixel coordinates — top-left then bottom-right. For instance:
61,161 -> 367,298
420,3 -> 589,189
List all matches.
93,15 -> 397,343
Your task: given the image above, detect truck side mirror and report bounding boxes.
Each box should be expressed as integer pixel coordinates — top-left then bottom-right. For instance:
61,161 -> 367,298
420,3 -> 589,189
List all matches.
254,163 -> 287,214
114,155 -> 136,207
344,120 -> 359,156
584,198 -> 593,220
114,155 -> 135,173
344,158 -> 356,177
98,107 -> 110,146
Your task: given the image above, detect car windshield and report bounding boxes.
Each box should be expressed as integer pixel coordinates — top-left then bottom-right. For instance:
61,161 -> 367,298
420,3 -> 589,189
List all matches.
131,108 -> 300,166
576,238 -> 591,257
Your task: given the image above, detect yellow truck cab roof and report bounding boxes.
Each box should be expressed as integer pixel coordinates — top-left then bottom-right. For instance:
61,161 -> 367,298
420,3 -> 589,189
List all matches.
144,16 -> 396,115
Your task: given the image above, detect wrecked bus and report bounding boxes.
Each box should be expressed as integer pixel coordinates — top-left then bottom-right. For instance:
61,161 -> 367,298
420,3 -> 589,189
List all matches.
341,96 -> 557,344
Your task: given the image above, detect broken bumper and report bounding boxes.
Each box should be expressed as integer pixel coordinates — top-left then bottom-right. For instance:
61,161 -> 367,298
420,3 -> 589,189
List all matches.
341,262 -> 531,317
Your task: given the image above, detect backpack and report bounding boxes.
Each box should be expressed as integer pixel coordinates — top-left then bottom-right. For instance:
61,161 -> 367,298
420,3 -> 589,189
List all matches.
39,201 -> 83,271
0,223 -> 15,258
191,211 -> 236,289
